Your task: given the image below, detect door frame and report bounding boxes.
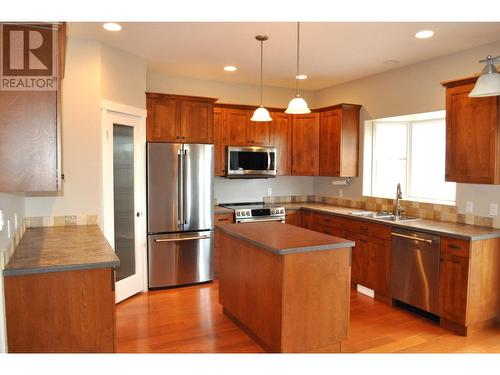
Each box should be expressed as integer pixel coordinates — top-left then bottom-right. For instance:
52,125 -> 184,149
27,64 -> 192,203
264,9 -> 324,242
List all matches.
101,100 -> 148,303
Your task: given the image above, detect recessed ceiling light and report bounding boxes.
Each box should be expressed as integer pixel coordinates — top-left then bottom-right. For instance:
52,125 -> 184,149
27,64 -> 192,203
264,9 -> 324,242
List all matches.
296,74 -> 308,80
103,23 -> 122,32
383,59 -> 400,65
224,66 -> 237,72
415,30 -> 434,39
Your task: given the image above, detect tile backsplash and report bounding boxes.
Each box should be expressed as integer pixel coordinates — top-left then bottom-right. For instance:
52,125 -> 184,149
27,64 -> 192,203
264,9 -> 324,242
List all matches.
25,214 -> 98,228
264,195 -> 500,229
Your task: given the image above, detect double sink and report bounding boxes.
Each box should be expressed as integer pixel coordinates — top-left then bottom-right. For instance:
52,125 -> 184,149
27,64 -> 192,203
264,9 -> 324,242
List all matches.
349,210 -> 421,222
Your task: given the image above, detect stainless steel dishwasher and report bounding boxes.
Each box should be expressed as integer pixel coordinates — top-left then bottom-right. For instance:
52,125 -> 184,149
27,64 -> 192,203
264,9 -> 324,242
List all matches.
391,228 -> 441,315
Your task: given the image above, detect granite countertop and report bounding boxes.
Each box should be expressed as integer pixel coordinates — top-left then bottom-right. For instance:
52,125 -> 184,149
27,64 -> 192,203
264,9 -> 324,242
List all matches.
217,221 -> 354,255
214,206 -> 233,214
282,203 -> 500,241
4,225 -> 120,276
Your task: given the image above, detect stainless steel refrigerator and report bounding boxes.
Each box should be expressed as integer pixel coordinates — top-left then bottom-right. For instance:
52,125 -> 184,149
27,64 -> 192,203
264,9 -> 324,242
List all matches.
147,142 -> 214,288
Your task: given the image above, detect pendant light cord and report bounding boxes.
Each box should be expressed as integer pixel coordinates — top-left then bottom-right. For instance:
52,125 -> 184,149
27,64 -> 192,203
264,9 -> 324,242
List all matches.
260,39 -> 263,106
296,22 -> 300,96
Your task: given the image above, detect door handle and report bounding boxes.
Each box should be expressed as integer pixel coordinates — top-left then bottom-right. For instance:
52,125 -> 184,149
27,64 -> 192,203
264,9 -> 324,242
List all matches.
391,232 -> 433,244
178,149 -> 184,226
154,235 -> 211,243
267,151 -> 271,171
183,149 -> 189,225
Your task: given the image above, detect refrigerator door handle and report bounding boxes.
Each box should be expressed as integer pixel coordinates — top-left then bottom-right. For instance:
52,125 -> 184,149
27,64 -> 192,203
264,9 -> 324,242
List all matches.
177,149 -> 184,227
154,234 -> 211,243
183,149 -> 189,225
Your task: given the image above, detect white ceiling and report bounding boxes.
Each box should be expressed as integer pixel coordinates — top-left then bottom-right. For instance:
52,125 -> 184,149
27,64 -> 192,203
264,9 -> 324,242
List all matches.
69,22 -> 500,90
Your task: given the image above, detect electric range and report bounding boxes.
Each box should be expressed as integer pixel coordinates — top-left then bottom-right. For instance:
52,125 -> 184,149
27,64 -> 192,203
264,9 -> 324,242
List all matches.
220,202 -> 286,223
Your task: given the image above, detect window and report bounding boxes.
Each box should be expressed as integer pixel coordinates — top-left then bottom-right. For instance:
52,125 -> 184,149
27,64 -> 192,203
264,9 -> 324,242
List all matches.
364,111 -> 456,204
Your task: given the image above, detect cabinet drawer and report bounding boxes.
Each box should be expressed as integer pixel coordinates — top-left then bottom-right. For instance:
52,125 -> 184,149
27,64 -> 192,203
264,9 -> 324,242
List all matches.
214,213 -> 233,225
441,237 -> 470,258
343,218 -> 391,240
313,213 -> 343,229
313,223 -> 344,237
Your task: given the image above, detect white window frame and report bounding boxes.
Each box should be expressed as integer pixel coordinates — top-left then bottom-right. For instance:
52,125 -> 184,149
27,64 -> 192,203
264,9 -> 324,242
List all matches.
363,110 -> 455,205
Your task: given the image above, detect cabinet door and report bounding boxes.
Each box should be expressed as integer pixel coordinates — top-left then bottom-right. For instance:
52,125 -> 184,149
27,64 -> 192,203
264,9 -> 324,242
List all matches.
0,91 -> 58,191
285,211 -> 302,227
214,109 -> 226,176
364,238 -> 391,296
344,231 -> 364,285
439,253 -> 469,325
445,83 -> 498,184
272,112 -> 292,175
224,108 -> 251,146
147,97 -> 180,142
301,211 -> 314,230
292,113 -> 320,175
319,109 -> 342,176
248,119 -> 273,146
180,101 -> 214,143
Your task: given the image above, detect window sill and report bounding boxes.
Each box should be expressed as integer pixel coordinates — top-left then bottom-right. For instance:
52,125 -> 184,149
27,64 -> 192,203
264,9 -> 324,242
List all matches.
363,194 -> 456,207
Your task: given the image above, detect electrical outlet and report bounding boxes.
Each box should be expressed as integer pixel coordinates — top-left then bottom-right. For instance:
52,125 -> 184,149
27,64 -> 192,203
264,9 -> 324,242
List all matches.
466,201 -> 474,213
267,187 -> 272,196
490,203 -> 498,216
7,219 -> 11,238
339,189 -> 343,200
14,213 -> 18,229
0,210 -> 4,231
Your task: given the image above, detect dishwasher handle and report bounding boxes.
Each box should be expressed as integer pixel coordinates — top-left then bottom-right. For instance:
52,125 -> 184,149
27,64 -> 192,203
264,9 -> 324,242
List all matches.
391,232 -> 433,244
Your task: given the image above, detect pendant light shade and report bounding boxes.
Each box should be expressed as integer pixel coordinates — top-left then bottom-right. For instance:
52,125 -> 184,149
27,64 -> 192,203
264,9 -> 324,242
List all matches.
285,95 -> 311,114
469,55 -> 500,98
286,22 -> 310,114
251,105 -> 272,121
251,35 -> 272,122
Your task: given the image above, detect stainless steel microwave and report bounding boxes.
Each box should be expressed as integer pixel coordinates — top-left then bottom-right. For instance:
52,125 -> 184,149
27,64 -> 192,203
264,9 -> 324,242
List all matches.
226,146 -> 277,178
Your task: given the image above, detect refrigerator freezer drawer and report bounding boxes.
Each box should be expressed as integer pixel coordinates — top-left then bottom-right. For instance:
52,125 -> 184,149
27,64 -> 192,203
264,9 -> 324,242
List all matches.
148,231 -> 214,288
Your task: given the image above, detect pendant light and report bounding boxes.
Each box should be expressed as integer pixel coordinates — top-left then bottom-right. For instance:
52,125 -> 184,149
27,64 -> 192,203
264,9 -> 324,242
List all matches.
251,35 -> 272,122
286,22 -> 311,114
469,55 -> 500,97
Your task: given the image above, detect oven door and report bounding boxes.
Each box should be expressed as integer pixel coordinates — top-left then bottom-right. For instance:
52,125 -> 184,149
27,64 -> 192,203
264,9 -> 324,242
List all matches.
227,146 -> 276,178
236,217 -> 285,224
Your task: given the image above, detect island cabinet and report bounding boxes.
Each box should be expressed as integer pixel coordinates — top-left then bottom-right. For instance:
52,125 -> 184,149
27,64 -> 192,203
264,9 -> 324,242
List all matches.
217,222 -> 353,353
291,113 -> 320,176
214,212 -> 234,276
271,112 -> 293,175
0,23 -> 66,192
319,104 -> 361,177
146,93 -> 217,143
441,77 -> 500,184
439,236 -> 500,336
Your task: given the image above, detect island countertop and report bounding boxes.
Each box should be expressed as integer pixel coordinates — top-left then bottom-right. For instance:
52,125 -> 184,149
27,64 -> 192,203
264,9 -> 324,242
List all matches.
4,225 -> 120,276
217,221 -> 354,255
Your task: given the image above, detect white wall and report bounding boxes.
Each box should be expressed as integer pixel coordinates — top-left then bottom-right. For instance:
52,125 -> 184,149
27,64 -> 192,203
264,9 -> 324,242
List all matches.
0,192 -> 25,353
214,176 -> 313,203
25,38 -> 147,225
147,71 -> 316,108
313,40 -> 500,218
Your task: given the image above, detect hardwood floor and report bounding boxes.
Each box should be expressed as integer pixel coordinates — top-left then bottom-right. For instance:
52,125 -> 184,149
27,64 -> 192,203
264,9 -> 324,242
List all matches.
116,281 -> 500,353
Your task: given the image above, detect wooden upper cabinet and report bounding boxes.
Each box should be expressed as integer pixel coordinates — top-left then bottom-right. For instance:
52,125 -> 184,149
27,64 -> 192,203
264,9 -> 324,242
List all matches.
319,105 -> 361,177
291,113 -> 320,176
180,100 -> 214,143
213,108 -> 226,176
146,93 -> 216,143
271,112 -> 293,175
223,108 -> 250,146
0,23 -> 66,192
442,77 -> 500,184
247,119 -> 273,146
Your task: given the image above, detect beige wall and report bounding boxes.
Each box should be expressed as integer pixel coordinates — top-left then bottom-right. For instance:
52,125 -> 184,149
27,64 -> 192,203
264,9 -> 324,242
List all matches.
313,40 -> 500,218
25,38 -> 147,222
147,71 -> 316,108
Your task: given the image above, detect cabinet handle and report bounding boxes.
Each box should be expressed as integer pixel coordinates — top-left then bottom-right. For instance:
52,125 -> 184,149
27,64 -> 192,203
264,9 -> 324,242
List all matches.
361,226 -> 368,230
217,218 -> 229,222
448,244 -> 461,250
176,136 -> 180,139
360,239 -> 368,243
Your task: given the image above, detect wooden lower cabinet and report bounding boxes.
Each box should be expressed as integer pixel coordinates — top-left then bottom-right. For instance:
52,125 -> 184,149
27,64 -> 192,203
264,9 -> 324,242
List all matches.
301,211 -> 314,230
439,253 -> 469,326
4,268 -> 116,353
284,210 -> 302,227
214,213 -> 234,277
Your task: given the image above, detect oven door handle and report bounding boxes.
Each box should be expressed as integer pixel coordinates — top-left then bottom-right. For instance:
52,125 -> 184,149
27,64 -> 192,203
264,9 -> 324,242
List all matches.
267,151 -> 271,171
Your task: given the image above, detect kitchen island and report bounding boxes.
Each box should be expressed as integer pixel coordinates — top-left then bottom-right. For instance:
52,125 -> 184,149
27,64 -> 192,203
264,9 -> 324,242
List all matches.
216,222 -> 354,353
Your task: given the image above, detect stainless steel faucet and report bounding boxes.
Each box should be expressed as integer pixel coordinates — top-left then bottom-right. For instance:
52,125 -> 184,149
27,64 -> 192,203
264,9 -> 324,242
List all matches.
394,183 -> 405,218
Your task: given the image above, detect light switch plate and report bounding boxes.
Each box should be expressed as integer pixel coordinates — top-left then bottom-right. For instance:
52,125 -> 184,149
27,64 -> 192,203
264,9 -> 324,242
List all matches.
466,201 -> 474,213
267,187 -> 272,196
490,203 -> 498,217
339,189 -> 344,199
